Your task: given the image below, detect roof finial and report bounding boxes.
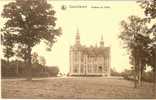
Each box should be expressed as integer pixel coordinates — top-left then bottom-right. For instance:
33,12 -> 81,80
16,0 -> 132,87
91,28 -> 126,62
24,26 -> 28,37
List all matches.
101,34 -> 103,41
75,27 -> 80,45
100,34 -> 104,47
76,27 -> 80,39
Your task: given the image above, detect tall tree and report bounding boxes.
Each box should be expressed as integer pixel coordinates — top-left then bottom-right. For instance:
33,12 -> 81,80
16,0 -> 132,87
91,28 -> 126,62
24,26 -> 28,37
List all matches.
119,15 -> 151,88
1,0 -> 62,80
139,0 -> 156,96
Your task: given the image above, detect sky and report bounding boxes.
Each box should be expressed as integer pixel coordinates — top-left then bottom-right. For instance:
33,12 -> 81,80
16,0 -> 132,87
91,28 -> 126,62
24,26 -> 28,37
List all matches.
0,0 -> 145,73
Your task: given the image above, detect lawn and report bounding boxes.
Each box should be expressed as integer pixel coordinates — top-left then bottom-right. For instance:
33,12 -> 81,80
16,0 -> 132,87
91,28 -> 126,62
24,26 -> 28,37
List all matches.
1,77 -> 155,99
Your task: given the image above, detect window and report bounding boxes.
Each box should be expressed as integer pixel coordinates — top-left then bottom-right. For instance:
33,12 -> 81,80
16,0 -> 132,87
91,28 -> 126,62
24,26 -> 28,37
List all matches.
74,66 -> 78,73
93,65 -> 97,73
74,52 -> 78,61
98,66 -> 102,73
80,65 -> 83,73
103,66 -> 107,72
88,65 -> 91,73
81,57 -> 83,62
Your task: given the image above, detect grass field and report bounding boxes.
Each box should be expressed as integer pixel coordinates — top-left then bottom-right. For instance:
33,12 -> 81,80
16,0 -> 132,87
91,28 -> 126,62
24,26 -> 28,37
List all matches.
1,77 -> 155,99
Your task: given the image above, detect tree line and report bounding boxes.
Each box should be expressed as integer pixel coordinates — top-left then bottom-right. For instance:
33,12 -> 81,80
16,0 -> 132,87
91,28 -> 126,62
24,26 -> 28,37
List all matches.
119,0 -> 156,96
111,68 -> 153,82
1,52 -> 59,78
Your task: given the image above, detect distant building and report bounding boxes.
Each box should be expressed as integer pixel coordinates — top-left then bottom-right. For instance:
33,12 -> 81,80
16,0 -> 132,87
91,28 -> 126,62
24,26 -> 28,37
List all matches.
69,29 -> 111,76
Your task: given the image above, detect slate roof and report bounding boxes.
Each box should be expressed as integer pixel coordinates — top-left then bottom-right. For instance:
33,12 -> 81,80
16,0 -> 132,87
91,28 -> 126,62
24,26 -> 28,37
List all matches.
71,45 -> 110,57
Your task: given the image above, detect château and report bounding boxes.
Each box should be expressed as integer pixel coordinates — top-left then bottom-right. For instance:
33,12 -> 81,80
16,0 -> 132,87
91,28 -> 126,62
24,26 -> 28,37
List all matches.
69,29 -> 111,76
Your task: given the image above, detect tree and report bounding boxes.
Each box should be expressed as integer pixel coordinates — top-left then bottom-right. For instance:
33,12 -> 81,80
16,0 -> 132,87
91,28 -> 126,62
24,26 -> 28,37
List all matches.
38,56 -> 46,66
15,44 -> 28,62
1,0 -> 62,80
1,29 -> 15,63
119,15 -> 151,88
31,52 -> 39,64
138,0 -> 156,96
139,0 -> 156,19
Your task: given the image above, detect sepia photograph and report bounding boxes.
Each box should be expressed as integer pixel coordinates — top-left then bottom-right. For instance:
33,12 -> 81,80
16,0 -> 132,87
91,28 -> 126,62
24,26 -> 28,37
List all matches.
0,0 -> 156,99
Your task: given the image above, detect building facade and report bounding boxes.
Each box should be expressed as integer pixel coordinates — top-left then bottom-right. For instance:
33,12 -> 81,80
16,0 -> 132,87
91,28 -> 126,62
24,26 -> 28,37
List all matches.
69,30 -> 111,76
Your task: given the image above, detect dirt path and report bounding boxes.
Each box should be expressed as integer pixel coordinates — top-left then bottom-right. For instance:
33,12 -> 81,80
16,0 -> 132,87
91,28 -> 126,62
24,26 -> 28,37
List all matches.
1,77 -> 155,99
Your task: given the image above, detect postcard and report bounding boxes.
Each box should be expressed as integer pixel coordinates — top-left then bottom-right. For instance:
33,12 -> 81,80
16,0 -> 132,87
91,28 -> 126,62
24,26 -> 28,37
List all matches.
1,0 -> 156,99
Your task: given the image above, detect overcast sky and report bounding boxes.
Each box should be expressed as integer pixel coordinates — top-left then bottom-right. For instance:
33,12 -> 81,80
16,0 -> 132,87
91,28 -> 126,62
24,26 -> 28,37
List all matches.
0,0 -> 144,73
